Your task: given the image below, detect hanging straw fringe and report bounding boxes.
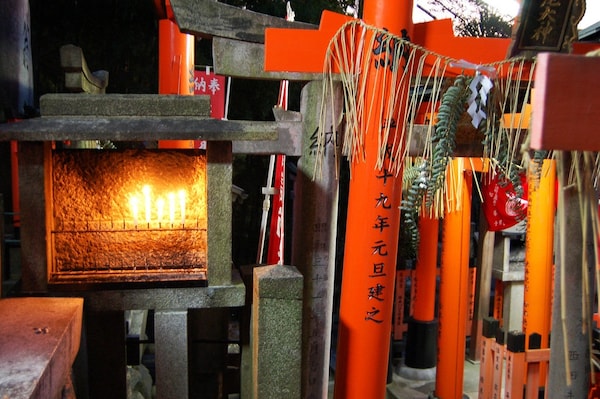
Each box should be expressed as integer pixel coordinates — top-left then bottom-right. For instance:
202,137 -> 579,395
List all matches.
316,19 -> 541,214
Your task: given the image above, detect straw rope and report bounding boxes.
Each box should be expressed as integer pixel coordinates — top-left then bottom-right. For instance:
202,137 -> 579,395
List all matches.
316,18 -> 547,229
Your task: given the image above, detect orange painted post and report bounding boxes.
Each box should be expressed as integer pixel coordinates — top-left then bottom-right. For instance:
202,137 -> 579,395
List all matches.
412,216 -> 438,322
505,331 -> 526,399
478,318 -> 499,399
525,348 -> 550,398
405,215 -> 439,369
333,1 -> 413,398
435,158 -> 473,399
491,329 -> 506,399
522,159 -> 555,382
157,15 -> 195,149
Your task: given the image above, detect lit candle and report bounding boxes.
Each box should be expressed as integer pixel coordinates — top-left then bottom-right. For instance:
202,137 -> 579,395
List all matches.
142,185 -> 151,224
130,196 -> 139,227
178,190 -> 186,226
156,197 -> 165,226
168,192 -> 176,225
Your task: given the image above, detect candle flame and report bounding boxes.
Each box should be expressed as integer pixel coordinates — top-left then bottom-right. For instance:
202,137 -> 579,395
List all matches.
178,190 -> 186,225
157,197 -> 165,223
142,185 -> 151,223
168,192 -> 176,224
127,186 -> 187,228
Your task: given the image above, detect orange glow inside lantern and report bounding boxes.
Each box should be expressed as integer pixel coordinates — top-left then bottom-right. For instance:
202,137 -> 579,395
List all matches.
49,149 -> 207,285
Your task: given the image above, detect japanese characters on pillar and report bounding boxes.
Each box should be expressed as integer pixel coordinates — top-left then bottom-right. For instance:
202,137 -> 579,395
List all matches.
332,2 -> 412,398
366,144 -> 396,324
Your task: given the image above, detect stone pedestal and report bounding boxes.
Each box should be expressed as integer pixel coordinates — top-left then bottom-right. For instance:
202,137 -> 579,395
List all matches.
492,233 -> 525,335
252,265 -> 303,399
0,297 -> 83,398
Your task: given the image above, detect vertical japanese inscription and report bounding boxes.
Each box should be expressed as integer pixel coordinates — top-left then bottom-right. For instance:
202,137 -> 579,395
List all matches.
365,118 -> 397,324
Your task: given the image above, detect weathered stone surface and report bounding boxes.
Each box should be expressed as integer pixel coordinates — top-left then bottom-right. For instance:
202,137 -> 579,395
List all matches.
3,93 -> 294,142
252,265 -> 302,399
155,310 -> 189,399
81,283 -> 245,311
207,141 -> 233,286
213,37 -> 323,81
0,0 -> 34,118
60,45 -> 109,94
0,116 -> 293,142
233,107 -> 303,155
0,297 -> 83,399
17,142 -> 49,293
253,264 -> 303,300
292,80 -> 342,399
170,0 -> 315,43
40,93 -> 210,117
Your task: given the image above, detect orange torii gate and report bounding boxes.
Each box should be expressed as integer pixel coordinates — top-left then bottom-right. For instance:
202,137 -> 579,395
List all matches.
265,2 -> 598,398
265,3 -> 509,398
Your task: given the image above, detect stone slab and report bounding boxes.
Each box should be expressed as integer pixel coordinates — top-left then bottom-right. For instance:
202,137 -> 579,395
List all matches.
0,297 -> 83,399
213,37 -> 322,81
170,0 -> 315,43
0,116 -> 297,142
79,284 -> 246,312
40,94 -> 210,117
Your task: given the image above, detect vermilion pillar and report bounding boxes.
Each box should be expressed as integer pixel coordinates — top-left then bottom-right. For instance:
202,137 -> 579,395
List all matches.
405,215 -> 439,369
523,159 -> 555,380
333,1 -> 413,398
435,158 -> 472,399
158,15 -> 195,149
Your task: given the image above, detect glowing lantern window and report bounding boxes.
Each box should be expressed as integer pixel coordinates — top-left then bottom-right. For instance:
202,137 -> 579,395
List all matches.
50,149 -> 207,284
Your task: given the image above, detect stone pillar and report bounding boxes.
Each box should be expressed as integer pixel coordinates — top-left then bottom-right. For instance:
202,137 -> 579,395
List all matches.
0,0 -> 34,118
292,80 -> 342,399
155,309 -> 189,399
548,153 -> 592,398
492,234 -> 525,335
252,265 -> 303,399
